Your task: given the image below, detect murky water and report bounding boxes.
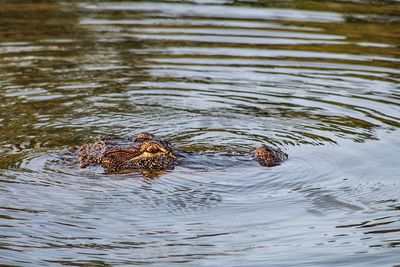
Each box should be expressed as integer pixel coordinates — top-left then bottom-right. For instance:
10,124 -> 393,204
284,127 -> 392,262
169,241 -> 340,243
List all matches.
1,1 -> 400,266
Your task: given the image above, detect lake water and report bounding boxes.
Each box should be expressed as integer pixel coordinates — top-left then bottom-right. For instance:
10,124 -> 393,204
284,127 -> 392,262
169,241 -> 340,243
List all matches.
0,1 -> 399,266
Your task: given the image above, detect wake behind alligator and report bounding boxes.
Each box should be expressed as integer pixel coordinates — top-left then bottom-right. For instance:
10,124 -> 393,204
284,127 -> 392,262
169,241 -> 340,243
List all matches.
78,133 -> 287,176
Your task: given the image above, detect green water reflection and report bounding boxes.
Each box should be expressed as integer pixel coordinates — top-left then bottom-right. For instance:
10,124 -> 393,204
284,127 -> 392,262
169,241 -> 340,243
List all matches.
0,1 -> 400,265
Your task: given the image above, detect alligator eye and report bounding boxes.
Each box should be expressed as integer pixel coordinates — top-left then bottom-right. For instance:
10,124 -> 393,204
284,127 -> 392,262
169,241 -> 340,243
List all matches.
146,145 -> 159,153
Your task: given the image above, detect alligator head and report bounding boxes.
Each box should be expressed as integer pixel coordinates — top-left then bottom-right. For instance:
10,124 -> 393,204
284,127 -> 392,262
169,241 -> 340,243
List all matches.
79,133 -> 178,173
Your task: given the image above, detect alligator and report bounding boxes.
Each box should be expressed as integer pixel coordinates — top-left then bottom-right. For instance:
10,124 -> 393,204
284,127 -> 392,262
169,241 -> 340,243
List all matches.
79,133 -> 287,176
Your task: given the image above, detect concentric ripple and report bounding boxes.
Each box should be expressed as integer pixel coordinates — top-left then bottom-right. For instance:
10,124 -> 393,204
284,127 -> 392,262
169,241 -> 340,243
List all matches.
1,1 -> 400,266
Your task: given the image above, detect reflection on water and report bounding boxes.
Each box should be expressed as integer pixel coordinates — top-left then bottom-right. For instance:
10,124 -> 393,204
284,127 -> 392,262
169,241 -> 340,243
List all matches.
0,1 -> 400,266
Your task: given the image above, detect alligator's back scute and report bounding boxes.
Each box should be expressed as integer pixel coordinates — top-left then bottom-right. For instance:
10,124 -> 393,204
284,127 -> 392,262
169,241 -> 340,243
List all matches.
253,144 -> 287,167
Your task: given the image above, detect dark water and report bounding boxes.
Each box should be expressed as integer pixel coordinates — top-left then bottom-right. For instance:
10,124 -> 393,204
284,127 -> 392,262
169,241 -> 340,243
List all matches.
1,1 -> 400,266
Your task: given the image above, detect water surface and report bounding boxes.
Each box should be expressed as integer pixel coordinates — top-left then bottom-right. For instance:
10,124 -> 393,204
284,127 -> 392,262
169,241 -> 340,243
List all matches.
1,1 -> 400,266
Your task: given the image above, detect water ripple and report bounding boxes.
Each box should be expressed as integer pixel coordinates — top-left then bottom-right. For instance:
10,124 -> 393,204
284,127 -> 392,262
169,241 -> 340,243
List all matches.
1,1 -> 400,266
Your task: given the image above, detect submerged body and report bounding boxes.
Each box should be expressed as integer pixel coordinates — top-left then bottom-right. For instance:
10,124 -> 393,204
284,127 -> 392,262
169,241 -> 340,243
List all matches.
79,133 -> 287,175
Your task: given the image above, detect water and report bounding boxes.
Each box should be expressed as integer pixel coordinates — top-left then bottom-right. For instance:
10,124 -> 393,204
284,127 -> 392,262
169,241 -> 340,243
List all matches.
1,1 -> 400,266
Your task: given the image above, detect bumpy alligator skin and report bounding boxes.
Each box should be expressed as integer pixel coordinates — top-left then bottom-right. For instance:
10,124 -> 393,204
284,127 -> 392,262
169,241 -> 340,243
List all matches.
79,133 -> 287,173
